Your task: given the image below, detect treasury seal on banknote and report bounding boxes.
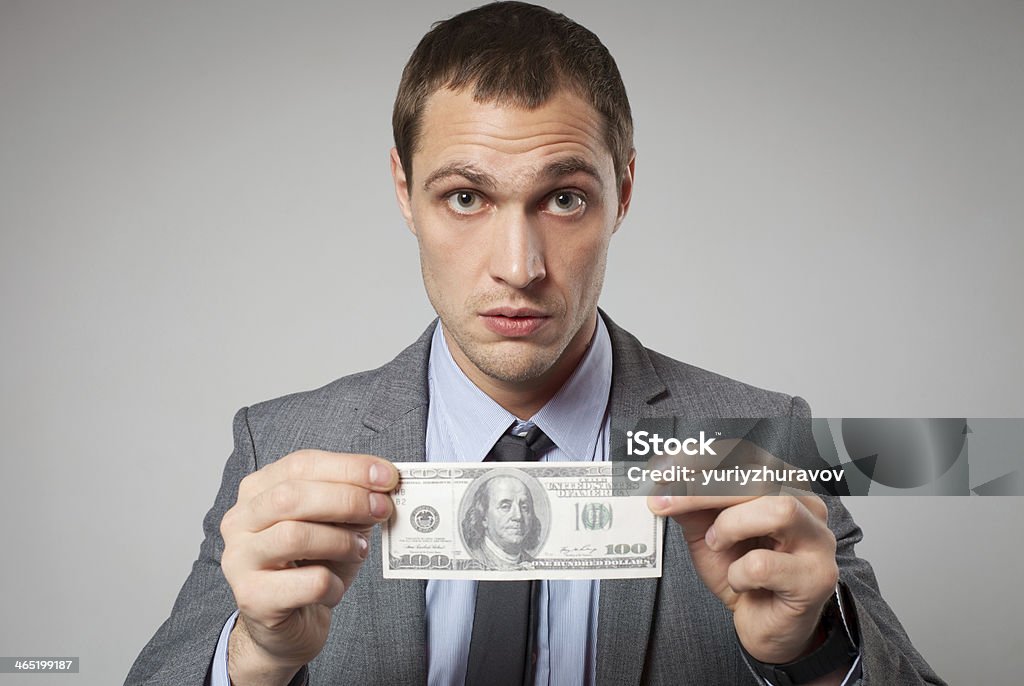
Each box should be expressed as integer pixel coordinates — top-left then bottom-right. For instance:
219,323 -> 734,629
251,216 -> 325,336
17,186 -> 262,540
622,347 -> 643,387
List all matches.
410,505 -> 440,533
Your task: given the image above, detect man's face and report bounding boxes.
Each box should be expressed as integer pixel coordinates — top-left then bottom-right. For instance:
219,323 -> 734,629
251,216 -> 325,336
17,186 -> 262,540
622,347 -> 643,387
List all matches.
392,87 -> 633,389
482,476 -> 534,555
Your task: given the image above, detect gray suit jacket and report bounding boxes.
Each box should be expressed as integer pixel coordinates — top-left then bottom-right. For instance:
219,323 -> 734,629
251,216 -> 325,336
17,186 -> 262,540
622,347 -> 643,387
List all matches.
126,314 -> 944,685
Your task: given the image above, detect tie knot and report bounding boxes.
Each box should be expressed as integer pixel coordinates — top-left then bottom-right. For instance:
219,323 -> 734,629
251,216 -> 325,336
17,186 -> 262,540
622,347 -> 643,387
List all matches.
486,424 -> 555,462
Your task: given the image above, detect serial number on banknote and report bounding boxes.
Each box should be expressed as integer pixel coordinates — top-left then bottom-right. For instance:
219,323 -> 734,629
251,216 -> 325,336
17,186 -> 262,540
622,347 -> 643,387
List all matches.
382,462 -> 664,580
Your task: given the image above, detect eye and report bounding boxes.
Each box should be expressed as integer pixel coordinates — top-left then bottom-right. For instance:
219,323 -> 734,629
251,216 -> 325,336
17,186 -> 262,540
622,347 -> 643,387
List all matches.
446,190 -> 485,214
545,190 -> 585,215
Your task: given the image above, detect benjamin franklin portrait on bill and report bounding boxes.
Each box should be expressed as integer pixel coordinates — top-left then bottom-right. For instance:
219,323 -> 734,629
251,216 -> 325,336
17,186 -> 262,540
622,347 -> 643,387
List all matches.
459,469 -> 551,570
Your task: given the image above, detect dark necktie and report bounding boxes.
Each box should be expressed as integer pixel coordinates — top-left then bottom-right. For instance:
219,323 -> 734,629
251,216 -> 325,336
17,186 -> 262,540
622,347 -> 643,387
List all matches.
465,424 -> 555,686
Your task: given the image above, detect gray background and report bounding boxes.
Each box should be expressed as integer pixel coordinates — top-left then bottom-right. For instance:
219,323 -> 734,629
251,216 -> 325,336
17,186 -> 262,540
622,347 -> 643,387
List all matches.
1,0 -> 1021,683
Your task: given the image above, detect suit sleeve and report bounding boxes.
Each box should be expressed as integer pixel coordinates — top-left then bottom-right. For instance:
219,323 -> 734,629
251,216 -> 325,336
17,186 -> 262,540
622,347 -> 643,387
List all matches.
790,396 -> 947,685
124,407 -> 255,686
824,498 -> 946,685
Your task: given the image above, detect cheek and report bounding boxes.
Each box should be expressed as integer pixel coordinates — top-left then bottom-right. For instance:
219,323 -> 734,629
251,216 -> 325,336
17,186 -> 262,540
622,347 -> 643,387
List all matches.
413,210 -> 486,278
553,235 -> 610,299
414,222 -> 463,292
414,216 -> 453,260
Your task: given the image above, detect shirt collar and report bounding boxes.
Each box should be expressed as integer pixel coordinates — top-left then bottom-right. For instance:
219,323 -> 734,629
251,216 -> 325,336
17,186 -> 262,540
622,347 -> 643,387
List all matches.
427,316 -> 612,462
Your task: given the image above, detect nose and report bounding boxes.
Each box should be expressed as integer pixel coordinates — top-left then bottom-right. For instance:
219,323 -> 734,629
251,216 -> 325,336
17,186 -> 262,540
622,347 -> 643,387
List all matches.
509,501 -> 523,521
488,209 -> 546,289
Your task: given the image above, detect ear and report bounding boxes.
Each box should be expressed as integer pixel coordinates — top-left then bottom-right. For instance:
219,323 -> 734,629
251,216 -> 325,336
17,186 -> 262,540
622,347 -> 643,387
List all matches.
612,151 -> 636,234
390,147 -> 416,235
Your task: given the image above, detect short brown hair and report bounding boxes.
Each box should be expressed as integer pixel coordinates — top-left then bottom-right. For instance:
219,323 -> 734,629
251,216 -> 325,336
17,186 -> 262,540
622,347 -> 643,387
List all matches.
392,1 -> 633,189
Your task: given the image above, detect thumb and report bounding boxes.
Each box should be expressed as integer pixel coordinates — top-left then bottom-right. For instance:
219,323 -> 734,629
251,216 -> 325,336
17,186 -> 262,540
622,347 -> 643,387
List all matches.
647,495 -> 718,546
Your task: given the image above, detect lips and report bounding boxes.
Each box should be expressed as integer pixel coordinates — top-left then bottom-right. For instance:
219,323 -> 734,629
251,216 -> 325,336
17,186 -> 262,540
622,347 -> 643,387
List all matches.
481,307 -> 548,318
480,307 -> 550,337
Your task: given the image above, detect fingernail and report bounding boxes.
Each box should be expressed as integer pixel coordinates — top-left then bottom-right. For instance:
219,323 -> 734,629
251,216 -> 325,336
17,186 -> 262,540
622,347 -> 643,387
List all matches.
652,495 -> 672,512
370,463 -> 393,487
705,526 -> 717,548
369,492 -> 390,518
357,534 -> 369,559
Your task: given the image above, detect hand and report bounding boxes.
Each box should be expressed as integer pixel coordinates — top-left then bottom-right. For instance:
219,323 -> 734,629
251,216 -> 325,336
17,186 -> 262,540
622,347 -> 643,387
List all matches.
219,449 -> 399,685
648,493 -> 839,665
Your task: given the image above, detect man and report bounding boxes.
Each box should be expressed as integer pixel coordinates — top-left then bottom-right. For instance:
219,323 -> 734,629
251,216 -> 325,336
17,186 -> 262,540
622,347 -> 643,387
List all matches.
126,3 -> 944,685
461,471 -> 545,570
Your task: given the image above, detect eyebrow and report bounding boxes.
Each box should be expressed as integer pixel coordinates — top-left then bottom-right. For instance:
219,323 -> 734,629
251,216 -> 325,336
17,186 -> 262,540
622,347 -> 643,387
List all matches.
538,156 -> 602,185
421,155 -> 603,192
422,163 -> 497,192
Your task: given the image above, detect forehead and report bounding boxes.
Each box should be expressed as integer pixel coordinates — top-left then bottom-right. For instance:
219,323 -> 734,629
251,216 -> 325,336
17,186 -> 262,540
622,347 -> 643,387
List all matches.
414,87 -> 614,188
488,477 -> 530,499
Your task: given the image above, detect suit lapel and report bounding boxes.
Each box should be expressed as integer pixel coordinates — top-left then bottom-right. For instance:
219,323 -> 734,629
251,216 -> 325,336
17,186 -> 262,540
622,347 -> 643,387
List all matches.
596,313 -> 669,686
349,323 -> 436,684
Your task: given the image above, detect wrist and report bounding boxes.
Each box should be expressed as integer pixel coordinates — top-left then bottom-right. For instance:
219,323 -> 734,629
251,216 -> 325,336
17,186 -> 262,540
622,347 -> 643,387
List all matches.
741,584 -> 860,686
227,616 -> 304,686
739,611 -> 827,665
791,615 -> 830,661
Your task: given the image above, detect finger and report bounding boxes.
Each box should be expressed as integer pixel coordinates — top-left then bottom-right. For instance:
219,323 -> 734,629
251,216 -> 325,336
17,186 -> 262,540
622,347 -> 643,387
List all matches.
665,508 -> 718,544
800,492 -> 829,523
648,495 -> 760,543
705,495 -> 832,553
238,450 -> 399,502
244,480 -> 393,532
727,548 -> 803,596
647,494 -> 759,516
246,520 -> 370,569
238,566 -> 348,622
728,547 -> 838,601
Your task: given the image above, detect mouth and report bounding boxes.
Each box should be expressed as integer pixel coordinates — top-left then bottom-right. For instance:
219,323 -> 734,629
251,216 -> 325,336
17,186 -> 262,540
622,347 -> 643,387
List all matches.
479,307 -> 551,337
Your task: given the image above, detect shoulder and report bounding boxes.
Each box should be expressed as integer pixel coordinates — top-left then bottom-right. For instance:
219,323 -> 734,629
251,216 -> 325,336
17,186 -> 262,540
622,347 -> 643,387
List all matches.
236,366 -> 387,461
245,367 -> 381,432
603,312 -> 807,418
645,347 -> 805,417
239,321 -> 436,458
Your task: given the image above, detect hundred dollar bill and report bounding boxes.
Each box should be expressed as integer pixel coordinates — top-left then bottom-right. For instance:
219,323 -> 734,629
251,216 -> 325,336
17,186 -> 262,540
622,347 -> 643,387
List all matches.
383,462 -> 664,580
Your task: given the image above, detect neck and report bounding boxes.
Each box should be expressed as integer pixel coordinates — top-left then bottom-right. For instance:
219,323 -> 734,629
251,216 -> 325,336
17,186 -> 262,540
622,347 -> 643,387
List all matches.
446,313 -> 598,419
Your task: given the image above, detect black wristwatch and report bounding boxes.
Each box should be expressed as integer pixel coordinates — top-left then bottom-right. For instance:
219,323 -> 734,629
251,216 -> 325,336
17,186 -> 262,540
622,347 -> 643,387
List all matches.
741,583 -> 860,686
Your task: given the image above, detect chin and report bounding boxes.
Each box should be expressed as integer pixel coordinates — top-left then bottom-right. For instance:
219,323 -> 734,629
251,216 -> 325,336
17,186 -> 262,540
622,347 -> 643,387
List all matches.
470,348 -> 560,384
443,317 -> 572,383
